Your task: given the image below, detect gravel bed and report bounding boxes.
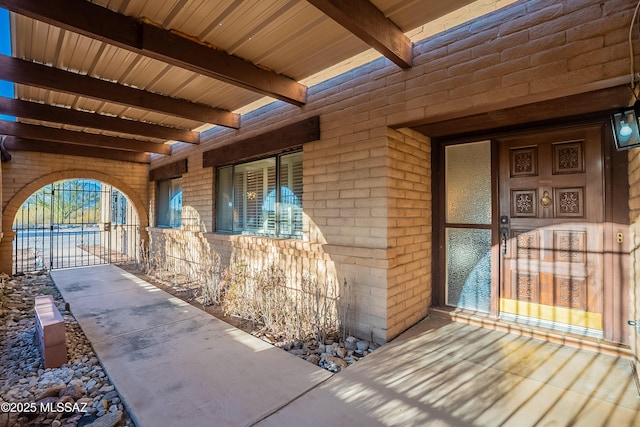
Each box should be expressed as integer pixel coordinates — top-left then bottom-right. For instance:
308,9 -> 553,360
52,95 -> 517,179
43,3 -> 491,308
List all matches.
0,272 -> 133,427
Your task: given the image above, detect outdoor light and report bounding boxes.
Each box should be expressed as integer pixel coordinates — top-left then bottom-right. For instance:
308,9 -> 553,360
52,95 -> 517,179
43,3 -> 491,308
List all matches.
612,101 -> 640,150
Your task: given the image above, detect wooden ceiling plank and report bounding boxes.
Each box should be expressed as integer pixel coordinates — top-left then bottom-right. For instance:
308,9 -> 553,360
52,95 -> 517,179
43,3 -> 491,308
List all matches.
0,97 -> 200,143
0,0 -> 307,106
3,136 -> 151,163
0,54 -> 239,127
307,0 -> 412,69
0,119 -> 171,155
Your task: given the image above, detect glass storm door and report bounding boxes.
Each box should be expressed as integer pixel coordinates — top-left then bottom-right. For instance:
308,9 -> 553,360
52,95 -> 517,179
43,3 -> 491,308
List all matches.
498,127 -> 604,336
444,141 -> 493,313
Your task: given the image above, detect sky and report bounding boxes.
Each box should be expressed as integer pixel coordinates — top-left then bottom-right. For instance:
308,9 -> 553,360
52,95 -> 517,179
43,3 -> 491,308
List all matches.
0,7 -> 14,121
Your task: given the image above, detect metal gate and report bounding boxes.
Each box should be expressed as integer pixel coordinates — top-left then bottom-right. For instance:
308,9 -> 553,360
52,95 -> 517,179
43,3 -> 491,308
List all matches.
12,179 -> 140,274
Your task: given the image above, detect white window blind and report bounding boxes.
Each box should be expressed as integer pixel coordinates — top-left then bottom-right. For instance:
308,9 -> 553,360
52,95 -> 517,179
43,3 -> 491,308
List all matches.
217,151 -> 302,238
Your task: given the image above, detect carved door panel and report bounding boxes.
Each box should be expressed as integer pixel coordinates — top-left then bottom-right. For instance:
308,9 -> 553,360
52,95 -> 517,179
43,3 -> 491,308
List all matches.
499,127 -> 604,335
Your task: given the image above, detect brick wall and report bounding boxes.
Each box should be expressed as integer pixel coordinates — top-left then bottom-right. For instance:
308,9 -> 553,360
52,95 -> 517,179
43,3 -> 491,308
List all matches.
629,148 -> 640,379
180,153 -> 213,233
386,128 -> 431,338
0,151 -> 149,274
145,0 -> 639,343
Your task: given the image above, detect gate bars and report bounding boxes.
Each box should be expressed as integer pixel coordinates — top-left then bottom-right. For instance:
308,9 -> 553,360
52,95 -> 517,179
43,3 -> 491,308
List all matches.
12,179 -> 140,274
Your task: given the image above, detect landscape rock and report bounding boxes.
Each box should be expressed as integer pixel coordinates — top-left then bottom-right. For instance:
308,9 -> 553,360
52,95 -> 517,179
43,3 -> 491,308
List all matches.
344,336 -> 358,351
83,410 -> 122,427
61,383 -> 84,400
306,354 -> 321,366
320,355 -> 349,372
0,273 -> 133,427
36,385 -> 66,400
356,340 -> 370,353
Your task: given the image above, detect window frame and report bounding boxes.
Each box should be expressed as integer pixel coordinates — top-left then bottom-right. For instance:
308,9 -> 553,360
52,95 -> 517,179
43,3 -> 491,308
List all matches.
156,176 -> 183,229
216,150 -> 303,239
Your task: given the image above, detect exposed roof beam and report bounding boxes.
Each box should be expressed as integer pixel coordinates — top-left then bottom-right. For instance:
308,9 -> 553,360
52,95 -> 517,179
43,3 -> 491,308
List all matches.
0,97 -> 200,143
141,23 -> 306,106
0,55 -> 239,128
0,0 -> 307,106
307,0 -> 412,69
408,85 -> 632,137
2,136 -> 151,163
203,116 -> 320,167
0,120 -> 171,155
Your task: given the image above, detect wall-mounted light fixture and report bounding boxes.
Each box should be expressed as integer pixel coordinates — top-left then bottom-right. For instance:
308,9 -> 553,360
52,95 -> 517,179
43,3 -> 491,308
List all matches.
612,101 -> 640,150
613,0 -> 640,150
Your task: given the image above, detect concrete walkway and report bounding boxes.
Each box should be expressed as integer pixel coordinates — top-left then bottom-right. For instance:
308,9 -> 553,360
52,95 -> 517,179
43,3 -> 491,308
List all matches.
51,265 -> 640,427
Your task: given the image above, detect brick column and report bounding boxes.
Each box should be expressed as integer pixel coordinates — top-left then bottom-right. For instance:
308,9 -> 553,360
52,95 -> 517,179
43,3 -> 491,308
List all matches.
0,230 -> 15,274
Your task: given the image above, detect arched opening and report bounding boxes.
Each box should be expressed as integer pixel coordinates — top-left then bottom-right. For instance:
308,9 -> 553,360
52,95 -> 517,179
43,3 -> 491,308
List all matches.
12,179 -> 141,274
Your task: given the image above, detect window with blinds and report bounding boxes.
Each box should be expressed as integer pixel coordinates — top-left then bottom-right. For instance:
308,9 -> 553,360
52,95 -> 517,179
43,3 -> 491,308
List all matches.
216,151 -> 302,238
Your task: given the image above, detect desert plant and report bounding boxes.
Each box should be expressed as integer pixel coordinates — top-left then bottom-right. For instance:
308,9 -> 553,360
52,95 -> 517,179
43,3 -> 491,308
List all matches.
200,251 -> 222,306
221,262 -> 342,342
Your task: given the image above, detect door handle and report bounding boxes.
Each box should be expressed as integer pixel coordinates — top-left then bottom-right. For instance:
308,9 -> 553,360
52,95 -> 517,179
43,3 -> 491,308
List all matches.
500,216 -> 510,256
540,190 -> 553,208
628,320 -> 640,333
501,227 -> 509,255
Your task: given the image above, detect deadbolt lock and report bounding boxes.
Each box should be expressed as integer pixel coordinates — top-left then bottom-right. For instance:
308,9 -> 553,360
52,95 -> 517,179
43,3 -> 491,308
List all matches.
617,233 -> 624,243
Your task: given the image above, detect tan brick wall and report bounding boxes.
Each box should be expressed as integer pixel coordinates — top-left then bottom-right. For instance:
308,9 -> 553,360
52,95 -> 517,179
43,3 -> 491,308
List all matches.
0,151 -> 149,274
386,128 -> 431,338
146,227 -> 216,282
144,0 -> 638,343
629,148 -> 640,378
181,153 -> 213,232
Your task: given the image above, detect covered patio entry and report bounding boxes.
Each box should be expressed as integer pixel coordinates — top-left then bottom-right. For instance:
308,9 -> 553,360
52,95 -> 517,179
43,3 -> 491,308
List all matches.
12,178 -> 140,274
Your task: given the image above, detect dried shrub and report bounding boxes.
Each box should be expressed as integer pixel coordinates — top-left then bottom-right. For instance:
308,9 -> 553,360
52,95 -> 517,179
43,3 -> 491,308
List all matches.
222,263 -> 341,342
200,251 -> 222,306
137,235 -> 224,304
137,236 -> 351,344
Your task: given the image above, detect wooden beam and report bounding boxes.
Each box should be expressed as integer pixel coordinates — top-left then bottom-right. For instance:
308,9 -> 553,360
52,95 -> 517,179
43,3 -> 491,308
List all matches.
0,120 -> 171,155
141,23 -> 306,106
410,85 -> 632,138
150,159 -> 188,181
2,136 -> 151,163
203,116 -> 319,167
0,97 -> 200,143
0,55 -> 239,128
307,0 -> 412,69
0,0 -> 307,106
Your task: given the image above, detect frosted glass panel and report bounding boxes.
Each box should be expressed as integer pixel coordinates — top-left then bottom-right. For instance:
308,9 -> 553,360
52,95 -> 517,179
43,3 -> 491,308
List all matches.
446,228 -> 492,313
446,141 -> 491,224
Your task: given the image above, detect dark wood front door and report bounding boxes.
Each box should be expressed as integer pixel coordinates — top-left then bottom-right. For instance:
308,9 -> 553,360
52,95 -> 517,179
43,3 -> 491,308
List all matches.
498,126 -> 605,336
